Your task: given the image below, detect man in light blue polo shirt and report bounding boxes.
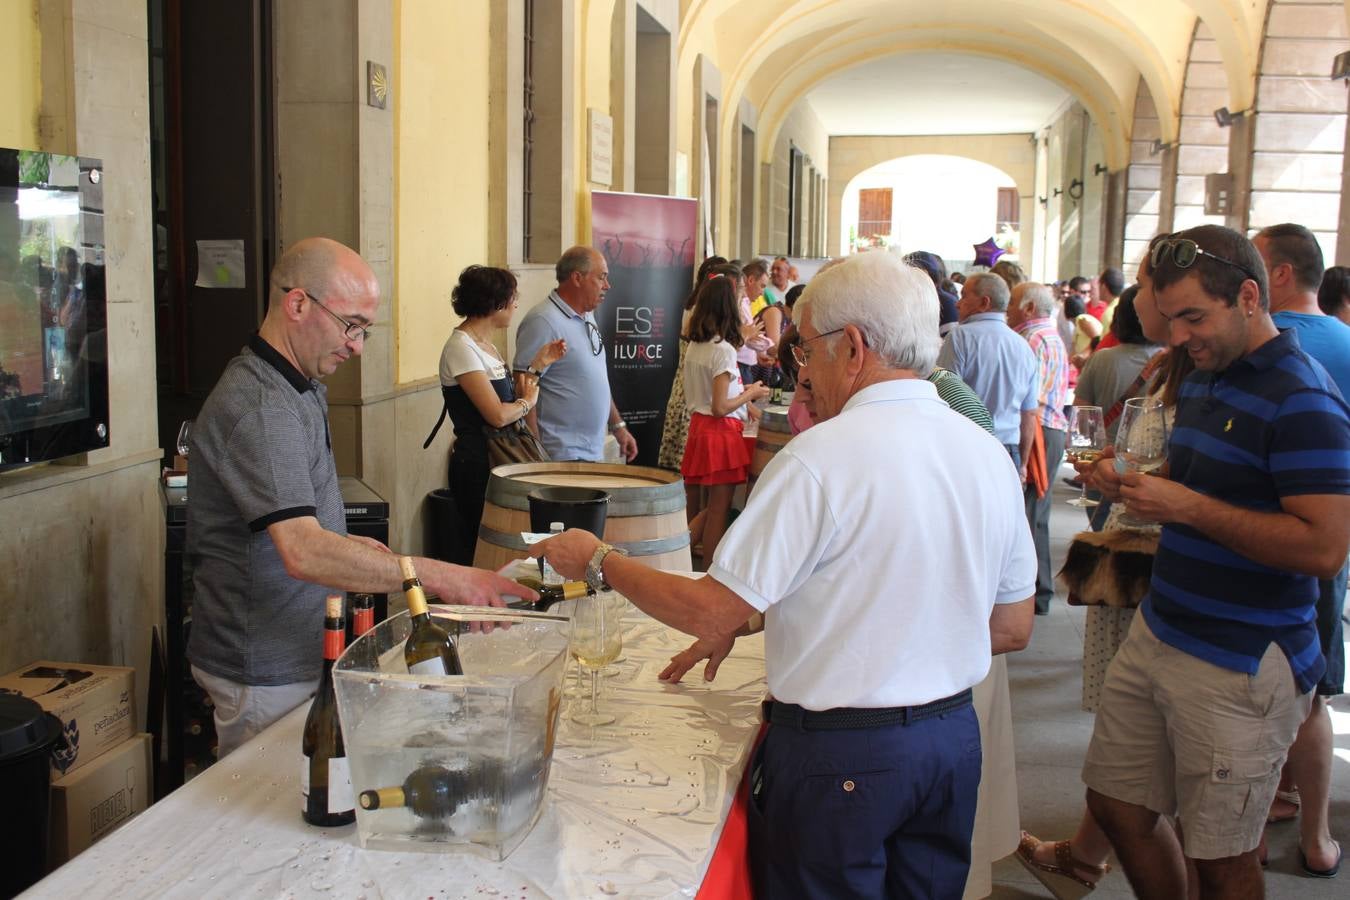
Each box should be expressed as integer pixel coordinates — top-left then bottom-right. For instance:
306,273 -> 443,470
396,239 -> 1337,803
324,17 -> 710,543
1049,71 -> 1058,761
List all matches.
514,246 -> 637,462
937,272 -> 1039,480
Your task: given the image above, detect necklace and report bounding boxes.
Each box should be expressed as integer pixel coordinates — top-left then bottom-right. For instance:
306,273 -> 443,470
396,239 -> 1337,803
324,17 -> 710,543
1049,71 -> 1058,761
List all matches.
457,323 -> 501,359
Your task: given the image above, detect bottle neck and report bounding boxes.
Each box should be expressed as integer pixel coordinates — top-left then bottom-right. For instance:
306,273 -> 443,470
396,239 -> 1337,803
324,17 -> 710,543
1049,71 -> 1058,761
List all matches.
404,578 -> 430,618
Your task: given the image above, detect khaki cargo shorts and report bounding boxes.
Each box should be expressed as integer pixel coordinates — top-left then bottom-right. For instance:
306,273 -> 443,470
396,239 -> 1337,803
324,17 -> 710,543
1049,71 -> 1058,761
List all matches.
1082,613 -> 1311,860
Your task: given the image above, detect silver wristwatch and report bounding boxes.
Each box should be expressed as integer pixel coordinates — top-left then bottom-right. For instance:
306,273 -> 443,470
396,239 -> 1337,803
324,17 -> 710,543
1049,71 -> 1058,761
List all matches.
585,542 -> 624,591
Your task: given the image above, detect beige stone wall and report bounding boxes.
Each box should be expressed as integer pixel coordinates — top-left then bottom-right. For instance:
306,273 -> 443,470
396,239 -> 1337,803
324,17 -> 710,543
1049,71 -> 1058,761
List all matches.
1249,0 -> 1348,262
1173,22 -> 1229,232
0,0 -> 161,727
1124,78 -> 1168,277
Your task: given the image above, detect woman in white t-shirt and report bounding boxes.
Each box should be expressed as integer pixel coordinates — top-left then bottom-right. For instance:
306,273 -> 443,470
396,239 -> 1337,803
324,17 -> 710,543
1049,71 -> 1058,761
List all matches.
429,266 -> 565,563
681,274 -> 770,562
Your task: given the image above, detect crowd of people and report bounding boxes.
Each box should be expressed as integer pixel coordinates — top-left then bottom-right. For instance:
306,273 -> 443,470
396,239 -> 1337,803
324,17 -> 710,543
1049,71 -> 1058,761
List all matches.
181,223 -> 1350,898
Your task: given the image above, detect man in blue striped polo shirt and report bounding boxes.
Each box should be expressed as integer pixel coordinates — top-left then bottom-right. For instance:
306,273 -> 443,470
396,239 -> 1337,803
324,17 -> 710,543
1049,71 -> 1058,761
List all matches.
1081,225 -> 1350,897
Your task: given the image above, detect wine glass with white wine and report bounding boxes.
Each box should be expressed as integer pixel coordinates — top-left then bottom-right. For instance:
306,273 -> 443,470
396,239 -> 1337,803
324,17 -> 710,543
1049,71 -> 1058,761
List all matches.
568,589 -> 624,726
1116,397 -> 1169,527
1064,406 -> 1106,508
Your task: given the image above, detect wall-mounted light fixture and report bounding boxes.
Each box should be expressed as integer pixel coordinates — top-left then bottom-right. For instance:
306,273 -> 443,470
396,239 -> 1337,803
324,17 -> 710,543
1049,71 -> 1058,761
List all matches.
1213,107 -> 1249,127
1332,50 -> 1350,81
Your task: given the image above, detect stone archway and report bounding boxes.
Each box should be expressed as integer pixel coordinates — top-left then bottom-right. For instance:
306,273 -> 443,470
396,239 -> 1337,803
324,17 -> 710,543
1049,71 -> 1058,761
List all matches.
828,136 -> 1036,266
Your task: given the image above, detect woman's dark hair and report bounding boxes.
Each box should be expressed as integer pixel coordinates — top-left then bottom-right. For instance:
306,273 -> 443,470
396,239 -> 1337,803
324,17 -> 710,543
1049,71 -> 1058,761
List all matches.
451,265 -> 517,318
1064,295 -> 1086,319
784,283 -> 805,310
684,255 -> 728,310
1109,285 -> 1149,345
1318,265 -> 1350,316
777,324 -> 801,384
686,275 -> 743,348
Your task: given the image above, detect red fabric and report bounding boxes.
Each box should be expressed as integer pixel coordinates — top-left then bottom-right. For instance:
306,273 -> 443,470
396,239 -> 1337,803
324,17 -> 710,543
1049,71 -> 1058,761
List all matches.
1029,419 -> 1048,499
683,414 -> 750,486
1097,332 -> 1120,351
696,722 -> 767,900
1086,299 -> 1108,320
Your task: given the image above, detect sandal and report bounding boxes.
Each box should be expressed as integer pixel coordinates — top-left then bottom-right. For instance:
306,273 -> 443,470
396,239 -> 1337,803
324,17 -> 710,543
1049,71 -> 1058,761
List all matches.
1268,788 -> 1301,825
1016,831 -> 1110,900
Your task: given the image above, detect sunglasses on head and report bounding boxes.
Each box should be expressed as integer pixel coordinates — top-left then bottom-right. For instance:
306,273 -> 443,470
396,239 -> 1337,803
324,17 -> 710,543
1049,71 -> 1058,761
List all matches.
1150,238 -> 1255,281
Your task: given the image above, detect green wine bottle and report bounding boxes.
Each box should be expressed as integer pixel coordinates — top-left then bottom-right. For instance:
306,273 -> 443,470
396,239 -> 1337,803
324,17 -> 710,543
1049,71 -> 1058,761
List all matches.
507,577 -> 593,612
358,764 -> 472,819
301,594 -> 355,827
399,557 -> 463,676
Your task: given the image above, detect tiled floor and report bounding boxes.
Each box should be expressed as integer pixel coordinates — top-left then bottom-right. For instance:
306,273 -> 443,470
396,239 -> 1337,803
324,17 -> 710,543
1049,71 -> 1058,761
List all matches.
994,473 -> 1350,898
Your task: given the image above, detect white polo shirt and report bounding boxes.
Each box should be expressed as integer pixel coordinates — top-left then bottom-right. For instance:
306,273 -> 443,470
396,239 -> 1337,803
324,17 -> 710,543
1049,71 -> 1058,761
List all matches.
708,378 -> 1036,710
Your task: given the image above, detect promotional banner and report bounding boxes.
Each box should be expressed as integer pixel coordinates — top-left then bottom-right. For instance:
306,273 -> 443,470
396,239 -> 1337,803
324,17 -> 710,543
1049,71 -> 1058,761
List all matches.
591,191 -> 698,469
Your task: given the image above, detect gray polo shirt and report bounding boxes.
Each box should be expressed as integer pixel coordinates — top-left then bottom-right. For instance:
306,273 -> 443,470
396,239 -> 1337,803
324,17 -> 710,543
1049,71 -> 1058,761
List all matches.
186,335 -> 346,685
513,291 -> 612,460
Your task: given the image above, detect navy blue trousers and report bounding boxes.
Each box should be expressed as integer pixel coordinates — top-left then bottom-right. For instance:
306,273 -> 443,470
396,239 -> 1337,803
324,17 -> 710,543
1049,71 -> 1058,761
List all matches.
747,704 -> 982,899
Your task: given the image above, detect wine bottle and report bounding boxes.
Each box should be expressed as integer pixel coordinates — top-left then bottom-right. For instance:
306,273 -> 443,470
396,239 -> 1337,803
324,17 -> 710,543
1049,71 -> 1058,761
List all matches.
351,593 -> 376,637
301,594 -> 355,827
507,577 -> 593,612
358,764 -> 472,820
400,556 -> 463,676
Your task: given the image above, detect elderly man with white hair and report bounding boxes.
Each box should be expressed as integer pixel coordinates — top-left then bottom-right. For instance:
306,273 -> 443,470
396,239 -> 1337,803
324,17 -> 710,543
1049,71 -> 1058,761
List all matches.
535,251 -> 1036,899
1007,281 -> 1070,615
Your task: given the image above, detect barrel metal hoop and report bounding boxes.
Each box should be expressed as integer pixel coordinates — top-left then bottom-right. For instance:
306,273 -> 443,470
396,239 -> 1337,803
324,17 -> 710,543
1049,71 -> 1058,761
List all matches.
486,471 -> 686,516
477,523 -> 690,557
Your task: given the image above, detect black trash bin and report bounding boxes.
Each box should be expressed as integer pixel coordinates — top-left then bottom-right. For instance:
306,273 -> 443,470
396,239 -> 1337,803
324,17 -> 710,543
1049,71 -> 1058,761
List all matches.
0,694 -> 62,896
527,487 -> 610,538
425,488 -> 468,564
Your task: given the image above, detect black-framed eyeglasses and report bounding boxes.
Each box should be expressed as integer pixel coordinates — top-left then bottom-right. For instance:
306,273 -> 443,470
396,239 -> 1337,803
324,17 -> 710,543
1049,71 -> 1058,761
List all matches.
790,327 -> 845,367
585,319 -> 603,356
1150,238 -> 1255,281
280,285 -> 372,341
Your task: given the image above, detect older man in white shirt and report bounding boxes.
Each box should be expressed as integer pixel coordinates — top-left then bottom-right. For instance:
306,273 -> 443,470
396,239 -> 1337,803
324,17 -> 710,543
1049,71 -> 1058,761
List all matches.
536,251 -> 1036,899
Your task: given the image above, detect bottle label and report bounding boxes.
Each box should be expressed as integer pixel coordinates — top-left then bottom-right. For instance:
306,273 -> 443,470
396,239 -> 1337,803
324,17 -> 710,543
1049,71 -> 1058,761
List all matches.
408,657 -> 448,676
300,754 -> 311,809
328,756 -> 354,812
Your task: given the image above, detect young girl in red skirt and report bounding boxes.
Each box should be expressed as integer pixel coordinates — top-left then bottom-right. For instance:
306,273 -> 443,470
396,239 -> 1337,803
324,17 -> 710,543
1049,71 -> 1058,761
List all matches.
681,273 -> 771,563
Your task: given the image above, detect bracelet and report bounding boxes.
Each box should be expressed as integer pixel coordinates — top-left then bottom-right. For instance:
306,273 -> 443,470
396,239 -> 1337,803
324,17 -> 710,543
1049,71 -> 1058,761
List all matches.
517,398 -> 530,417
609,420 -> 627,433
527,366 -> 543,378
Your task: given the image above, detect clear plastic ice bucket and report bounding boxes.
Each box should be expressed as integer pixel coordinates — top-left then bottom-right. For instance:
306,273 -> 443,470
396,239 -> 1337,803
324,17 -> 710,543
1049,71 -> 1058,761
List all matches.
333,606 -> 569,860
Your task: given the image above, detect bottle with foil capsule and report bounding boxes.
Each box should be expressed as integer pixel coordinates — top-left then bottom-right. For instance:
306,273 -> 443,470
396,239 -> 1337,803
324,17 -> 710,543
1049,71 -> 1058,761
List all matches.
358,764 -> 472,820
301,594 -> 355,826
400,557 -> 463,675
507,577 -> 592,612
351,593 -> 376,637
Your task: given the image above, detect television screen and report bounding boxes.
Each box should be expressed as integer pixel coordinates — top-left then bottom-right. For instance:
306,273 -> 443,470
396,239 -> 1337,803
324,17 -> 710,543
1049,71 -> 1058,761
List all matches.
0,148 -> 109,470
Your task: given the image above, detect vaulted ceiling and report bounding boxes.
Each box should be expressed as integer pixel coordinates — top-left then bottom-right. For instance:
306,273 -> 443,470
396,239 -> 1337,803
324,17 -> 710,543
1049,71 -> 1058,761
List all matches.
675,0 -> 1281,171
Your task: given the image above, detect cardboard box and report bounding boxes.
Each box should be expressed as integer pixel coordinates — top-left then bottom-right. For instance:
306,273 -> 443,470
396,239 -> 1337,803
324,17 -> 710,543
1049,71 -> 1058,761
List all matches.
0,660 -> 135,777
49,733 -> 152,865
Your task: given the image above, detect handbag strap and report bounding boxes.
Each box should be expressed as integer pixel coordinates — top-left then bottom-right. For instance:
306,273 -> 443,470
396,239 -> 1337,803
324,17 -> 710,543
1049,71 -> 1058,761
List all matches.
1102,369 -> 1149,429
422,404 -> 448,450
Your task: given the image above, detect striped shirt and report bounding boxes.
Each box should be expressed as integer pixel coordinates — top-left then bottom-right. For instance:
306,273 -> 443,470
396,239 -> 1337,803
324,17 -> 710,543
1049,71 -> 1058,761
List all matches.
929,367 -> 995,434
1014,316 -> 1070,431
1142,328 -> 1350,693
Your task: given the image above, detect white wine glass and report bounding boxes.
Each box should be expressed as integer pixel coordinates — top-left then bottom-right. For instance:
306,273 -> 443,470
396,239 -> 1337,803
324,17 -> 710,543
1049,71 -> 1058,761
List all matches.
176,420 -> 194,500
1116,397 -> 1169,527
1064,406 -> 1106,508
569,589 -> 624,726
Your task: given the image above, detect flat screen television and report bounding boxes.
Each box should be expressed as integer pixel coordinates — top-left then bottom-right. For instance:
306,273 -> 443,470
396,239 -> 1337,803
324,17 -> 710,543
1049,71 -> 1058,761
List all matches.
0,147 -> 109,471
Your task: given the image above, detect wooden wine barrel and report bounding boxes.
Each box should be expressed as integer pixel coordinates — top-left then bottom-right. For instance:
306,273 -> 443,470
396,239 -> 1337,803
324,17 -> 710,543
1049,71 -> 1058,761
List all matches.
749,406 -> 793,488
473,462 -> 691,573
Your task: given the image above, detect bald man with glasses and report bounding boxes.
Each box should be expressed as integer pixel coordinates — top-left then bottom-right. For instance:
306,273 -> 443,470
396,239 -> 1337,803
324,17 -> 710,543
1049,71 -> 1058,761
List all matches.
188,237 -> 532,756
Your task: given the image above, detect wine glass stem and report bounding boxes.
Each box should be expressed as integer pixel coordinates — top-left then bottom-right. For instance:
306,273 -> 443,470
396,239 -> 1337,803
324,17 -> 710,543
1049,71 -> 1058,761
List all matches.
589,668 -> 600,715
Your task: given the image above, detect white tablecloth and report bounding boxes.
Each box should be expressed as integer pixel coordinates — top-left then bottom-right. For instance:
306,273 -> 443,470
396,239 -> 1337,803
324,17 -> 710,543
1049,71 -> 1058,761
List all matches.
25,607 -> 767,900
25,570 -> 1018,899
